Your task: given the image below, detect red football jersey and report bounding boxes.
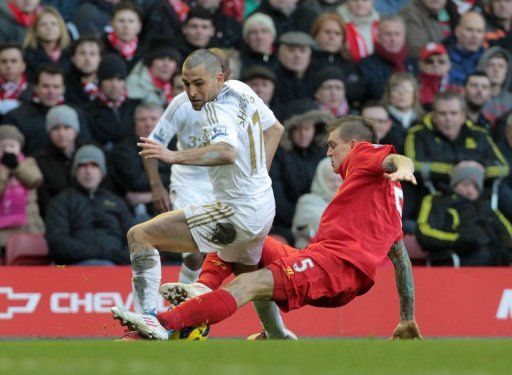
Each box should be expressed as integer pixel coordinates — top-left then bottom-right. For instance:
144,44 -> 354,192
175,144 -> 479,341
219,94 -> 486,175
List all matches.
312,142 -> 403,281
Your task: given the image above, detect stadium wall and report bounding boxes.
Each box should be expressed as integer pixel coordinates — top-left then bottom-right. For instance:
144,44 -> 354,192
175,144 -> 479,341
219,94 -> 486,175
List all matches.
0,266 -> 511,338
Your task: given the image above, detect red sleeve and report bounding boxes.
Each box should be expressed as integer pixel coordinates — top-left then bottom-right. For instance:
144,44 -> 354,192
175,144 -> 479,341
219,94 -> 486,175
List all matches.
351,142 -> 395,176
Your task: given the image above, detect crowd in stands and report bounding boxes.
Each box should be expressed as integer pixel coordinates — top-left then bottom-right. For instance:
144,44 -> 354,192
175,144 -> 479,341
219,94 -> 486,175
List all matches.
0,0 -> 511,266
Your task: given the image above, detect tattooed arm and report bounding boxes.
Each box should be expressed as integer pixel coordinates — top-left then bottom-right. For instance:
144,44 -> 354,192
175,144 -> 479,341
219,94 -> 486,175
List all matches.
382,154 -> 417,185
388,239 -> 422,339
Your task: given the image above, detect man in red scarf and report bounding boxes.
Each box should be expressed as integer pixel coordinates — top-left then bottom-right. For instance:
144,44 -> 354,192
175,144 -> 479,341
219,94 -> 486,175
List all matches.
0,43 -> 31,118
0,0 -> 41,44
360,15 -> 418,100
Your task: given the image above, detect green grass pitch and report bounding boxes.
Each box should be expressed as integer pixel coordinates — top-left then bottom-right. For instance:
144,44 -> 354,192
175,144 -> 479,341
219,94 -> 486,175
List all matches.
1,339 -> 511,374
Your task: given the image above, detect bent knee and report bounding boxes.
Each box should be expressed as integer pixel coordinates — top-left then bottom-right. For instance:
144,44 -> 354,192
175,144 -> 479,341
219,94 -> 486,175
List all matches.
224,269 -> 274,304
127,224 -> 152,251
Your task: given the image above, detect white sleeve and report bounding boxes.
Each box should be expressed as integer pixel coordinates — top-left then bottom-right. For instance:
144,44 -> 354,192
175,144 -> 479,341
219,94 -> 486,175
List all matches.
256,95 -> 277,131
148,94 -> 188,145
203,102 -> 238,148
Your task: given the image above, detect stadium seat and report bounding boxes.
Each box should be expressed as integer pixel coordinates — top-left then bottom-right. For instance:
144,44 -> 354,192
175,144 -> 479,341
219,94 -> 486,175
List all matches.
4,233 -> 51,266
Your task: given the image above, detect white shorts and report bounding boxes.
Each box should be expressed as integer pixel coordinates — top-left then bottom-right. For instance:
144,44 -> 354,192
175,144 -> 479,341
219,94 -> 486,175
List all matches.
171,184 -> 214,259
183,195 -> 274,265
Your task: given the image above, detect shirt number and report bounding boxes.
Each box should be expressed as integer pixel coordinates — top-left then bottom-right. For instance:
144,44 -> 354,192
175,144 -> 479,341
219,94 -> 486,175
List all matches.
293,258 -> 314,273
393,186 -> 404,217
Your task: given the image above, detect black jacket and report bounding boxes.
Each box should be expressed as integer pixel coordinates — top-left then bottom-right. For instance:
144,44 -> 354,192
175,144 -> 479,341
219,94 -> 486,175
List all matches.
65,64 -> 96,108
86,98 -> 140,149
416,192 -> 512,265
211,8 -> 243,48
142,0 -> 182,43
108,134 -> 170,196
3,101 -> 91,156
23,47 -> 72,83
240,44 -> 279,73
71,0 -> 114,36
360,53 -> 417,100
274,65 -> 315,104
45,185 -> 134,265
35,141 -> 81,217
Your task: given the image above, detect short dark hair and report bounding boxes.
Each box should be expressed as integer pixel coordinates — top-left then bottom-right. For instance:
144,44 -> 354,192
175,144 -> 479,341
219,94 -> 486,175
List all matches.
326,115 -> 377,143
185,7 -> 214,23
361,100 -> 387,113
183,49 -> 221,77
0,42 -> 23,55
464,71 -> 490,86
70,35 -> 101,56
112,1 -> 142,21
36,64 -> 65,84
433,91 -> 466,112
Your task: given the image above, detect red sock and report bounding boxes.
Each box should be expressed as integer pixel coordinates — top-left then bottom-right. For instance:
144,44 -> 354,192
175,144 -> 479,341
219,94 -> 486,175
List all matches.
197,253 -> 233,290
157,289 -> 237,330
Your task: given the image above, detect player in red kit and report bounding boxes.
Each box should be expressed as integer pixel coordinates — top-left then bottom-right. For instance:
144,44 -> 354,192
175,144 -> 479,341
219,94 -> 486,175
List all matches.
114,116 -> 422,340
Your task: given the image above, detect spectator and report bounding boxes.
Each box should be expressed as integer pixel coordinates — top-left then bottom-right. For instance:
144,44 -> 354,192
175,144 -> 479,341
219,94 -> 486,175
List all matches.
464,72 -> 493,130
240,12 -> 278,72
292,157 -> 342,248
35,105 -> 82,216
72,0 -> 120,37
126,37 -> 181,107
0,0 -> 41,45
382,72 -> 422,131
65,36 -> 102,108
483,0 -> 512,48
361,100 -> 405,152
171,71 -> 184,96
141,0 -> 186,43
497,113 -> 512,220
477,47 -> 512,125
253,0 -> 319,37
22,6 -> 71,83
241,65 -> 280,114
45,144 -> 133,265
310,12 -> 366,105
87,54 -> 139,150
418,42 -> 453,109
197,0 -> 242,48
446,11 -> 486,88
3,64 -> 89,155
337,0 -> 380,61
0,43 -> 32,117
102,2 -> 144,72
0,124 -> 44,249
269,101 -> 334,244
108,103 -> 169,222
405,91 -> 509,198
374,0 -> 409,15
400,0 -> 459,58
171,7 -> 216,62
313,67 -> 352,117
41,0 -> 81,22
274,31 -> 317,104
416,161 -> 512,266
303,0 -> 343,13
360,15 -> 417,100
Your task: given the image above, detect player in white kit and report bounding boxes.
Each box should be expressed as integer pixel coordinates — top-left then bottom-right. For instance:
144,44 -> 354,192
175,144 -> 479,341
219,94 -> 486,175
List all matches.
112,49 -> 289,339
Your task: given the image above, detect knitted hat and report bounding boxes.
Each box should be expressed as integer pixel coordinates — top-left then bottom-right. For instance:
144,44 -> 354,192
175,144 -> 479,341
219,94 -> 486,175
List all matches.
46,105 -> 80,133
241,65 -> 276,83
0,125 -> 24,147
72,145 -> 106,176
313,67 -> 346,93
279,31 -> 317,49
450,161 -> 485,192
242,13 -> 276,42
98,54 -> 128,82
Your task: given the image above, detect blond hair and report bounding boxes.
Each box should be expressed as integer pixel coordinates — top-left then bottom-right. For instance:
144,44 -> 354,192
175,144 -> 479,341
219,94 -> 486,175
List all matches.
23,6 -> 71,50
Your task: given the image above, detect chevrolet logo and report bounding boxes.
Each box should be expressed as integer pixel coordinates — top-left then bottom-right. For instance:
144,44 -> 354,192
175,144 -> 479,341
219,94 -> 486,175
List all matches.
0,287 -> 41,319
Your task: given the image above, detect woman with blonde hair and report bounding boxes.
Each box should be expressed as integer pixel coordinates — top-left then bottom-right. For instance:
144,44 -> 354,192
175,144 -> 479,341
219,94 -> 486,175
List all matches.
311,12 -> 366,107
382,72 -> 422,130
23,6 -> 71,82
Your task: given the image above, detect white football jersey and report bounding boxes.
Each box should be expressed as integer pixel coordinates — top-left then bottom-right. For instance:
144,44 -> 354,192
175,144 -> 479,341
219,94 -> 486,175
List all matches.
149,92 -> 213,194
201,80 -> 277,201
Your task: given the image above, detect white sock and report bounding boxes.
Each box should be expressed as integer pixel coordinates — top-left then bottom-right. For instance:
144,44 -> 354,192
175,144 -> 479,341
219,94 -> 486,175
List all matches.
130,249 -> 161,315
253,301 -> 288,338
178,262 -> 201,284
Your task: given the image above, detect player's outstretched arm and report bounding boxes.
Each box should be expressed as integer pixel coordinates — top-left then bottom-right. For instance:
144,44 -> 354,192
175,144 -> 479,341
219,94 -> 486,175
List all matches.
382,154 -> 417,185
138,137 -> 236,166
263,121 -> 284,171
388,240 -> 422,340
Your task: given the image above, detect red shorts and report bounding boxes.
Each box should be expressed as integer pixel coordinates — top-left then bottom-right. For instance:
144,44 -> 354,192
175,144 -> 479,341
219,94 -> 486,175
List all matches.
262,237 -> 374,312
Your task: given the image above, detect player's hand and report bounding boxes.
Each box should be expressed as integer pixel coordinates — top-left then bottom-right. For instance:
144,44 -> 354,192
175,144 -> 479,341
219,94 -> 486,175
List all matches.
390,320 -> 422,340
384,169 -> 417,185
151,184 -> 171,213
138,137 -> 177,164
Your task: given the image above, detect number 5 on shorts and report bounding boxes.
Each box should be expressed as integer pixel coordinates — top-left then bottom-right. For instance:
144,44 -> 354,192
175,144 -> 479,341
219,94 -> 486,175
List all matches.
293,258 -> 314,272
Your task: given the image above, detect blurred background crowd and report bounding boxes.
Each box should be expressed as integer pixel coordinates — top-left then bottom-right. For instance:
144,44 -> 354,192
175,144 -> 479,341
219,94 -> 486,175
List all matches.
0,0 -> 511,267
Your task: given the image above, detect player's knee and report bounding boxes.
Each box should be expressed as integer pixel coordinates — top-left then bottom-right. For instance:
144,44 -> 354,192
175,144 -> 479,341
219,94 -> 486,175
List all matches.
225,272 -> 264,302
127,224 -> 150,251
